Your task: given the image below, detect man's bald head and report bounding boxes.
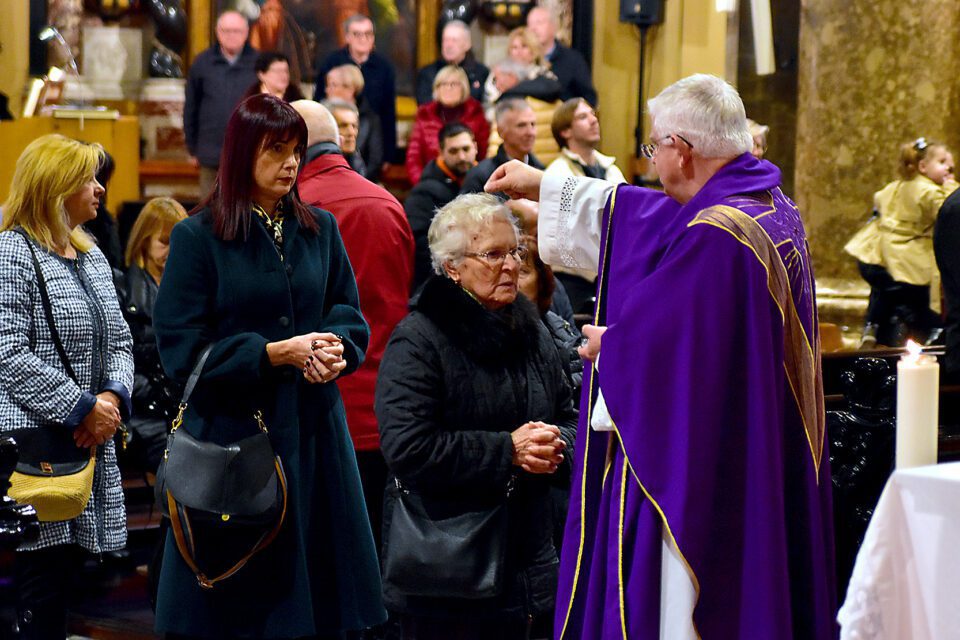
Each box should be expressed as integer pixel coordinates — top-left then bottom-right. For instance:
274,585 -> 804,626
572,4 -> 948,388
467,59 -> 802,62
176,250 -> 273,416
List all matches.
290,100 -> 340,147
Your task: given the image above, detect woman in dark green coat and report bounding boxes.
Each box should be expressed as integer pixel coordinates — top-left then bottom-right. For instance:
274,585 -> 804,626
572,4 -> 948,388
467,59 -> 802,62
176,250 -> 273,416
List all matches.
152,94 -> 386,638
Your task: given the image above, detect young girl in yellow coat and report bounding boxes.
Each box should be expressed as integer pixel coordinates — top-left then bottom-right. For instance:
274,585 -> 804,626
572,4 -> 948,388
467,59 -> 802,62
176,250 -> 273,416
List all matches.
846,138 -> 956,346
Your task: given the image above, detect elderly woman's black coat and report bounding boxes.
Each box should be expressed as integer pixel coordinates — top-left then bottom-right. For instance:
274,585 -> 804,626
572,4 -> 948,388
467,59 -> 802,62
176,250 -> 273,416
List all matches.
375,275 -> 578,622
152,207 -> 386,637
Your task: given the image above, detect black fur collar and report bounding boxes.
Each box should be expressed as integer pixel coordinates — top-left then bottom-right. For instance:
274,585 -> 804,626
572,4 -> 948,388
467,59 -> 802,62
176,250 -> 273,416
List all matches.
415,276 -> 543,366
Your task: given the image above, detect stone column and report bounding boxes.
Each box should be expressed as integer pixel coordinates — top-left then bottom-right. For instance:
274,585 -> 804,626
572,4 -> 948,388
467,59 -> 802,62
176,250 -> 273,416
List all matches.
795,0 -> 960,291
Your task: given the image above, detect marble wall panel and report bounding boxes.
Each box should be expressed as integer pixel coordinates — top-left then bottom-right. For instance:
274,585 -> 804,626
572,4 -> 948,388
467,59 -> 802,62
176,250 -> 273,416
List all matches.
795,0 -> 960,283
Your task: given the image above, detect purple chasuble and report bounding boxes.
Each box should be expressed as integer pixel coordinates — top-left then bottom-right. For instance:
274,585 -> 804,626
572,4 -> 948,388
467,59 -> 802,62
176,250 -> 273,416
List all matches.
554,154 -> 837,639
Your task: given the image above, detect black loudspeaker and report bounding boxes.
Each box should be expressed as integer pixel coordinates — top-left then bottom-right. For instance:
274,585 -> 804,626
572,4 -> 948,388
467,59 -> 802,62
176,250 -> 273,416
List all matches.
619,0 -> 664,26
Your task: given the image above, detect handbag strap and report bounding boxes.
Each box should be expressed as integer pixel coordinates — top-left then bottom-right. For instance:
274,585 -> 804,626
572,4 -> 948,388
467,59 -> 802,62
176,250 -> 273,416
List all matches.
165,455 -> 289,589
181,344 -> 214,404
14,228 -> 78,384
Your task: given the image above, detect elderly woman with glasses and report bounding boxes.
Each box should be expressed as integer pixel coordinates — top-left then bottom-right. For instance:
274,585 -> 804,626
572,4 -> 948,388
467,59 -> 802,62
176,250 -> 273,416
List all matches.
375,192 -> 577,639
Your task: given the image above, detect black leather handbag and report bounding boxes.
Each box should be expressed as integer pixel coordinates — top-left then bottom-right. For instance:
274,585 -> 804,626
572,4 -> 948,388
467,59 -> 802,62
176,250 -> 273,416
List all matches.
155,345 -> 288,589
382,476 -> 514,599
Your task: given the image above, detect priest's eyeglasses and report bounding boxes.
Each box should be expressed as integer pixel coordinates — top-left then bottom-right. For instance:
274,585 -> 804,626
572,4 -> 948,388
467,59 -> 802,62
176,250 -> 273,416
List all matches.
464,245 -> 528,267
639,133 -> 694,159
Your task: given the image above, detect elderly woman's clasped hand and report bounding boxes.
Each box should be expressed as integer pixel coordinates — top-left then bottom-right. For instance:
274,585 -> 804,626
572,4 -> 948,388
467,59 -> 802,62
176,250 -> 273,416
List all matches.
511,421 -> 566,474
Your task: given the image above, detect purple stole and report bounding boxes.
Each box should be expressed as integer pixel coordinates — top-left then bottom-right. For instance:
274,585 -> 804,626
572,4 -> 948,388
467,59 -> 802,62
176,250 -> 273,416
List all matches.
554,154 -> 837,639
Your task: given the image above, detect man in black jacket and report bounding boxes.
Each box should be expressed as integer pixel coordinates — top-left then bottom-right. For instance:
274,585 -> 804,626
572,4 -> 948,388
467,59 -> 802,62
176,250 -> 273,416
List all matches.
526,7 -> 597,106
460,99 -> 543,197
415,20 -> 489,105
315,14 -> 398,162
405,123 -> 478,290
183,10 -> 258,197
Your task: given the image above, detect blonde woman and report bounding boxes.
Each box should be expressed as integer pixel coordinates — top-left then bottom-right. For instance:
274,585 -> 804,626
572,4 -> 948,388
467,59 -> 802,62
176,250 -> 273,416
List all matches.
118,197 -> 187,471
0,133 -> 133,638
326,63 -> 384,181
406,64 -> 490,184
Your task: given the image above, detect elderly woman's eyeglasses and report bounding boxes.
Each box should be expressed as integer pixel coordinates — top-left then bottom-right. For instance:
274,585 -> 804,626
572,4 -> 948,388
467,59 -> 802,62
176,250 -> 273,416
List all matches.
464,245 -> 528,266
639,133 -> 694,159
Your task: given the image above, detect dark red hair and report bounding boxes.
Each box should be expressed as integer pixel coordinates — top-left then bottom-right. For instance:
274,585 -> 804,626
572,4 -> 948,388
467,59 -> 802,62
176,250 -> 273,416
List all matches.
195,93 -> 317,240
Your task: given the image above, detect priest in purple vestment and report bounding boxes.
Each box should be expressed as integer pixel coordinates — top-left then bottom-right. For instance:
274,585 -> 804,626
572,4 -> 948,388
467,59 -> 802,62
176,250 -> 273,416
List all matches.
486,74 -> 837,639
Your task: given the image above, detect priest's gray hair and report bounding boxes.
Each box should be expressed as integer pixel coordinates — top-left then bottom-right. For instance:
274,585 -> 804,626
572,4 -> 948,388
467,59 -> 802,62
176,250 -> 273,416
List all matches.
428,193 -> 521,275
646,74 -> 753,159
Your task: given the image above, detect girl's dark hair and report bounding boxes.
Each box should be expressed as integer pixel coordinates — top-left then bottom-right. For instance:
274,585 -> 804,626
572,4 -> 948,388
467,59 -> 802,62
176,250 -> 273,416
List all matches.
196,93 -> 316,240
255,51 -> 290,74
244,51 -> 305,102
522,235 -> 556,315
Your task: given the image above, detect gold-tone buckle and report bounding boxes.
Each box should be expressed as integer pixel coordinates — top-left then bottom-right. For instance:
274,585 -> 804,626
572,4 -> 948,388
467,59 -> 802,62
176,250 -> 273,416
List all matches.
254,410 -> 268,434
170,403 -> 187,433
40,461 -> 53,474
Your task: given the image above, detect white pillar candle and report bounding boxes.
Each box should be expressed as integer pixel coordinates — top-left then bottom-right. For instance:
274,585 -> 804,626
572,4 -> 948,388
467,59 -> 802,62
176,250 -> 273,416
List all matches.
896,340 -> 939,469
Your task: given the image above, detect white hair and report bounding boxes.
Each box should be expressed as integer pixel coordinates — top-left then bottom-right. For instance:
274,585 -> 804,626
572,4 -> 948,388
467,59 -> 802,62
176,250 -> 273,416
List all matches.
646,74 -> 752,158
443,19 -> 472,44
428,193 -> 521,275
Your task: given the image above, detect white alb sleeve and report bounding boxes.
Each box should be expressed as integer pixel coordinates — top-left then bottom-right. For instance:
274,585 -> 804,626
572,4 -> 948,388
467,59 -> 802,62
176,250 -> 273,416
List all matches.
538,174 -> 615,273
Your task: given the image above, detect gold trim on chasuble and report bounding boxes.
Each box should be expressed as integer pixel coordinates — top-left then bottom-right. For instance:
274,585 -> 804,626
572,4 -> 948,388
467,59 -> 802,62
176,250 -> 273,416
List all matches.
688,205 -> 826,478
558,187 -> 704,640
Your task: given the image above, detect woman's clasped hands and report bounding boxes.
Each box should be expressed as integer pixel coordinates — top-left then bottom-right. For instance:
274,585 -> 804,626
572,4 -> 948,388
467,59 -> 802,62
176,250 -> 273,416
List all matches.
267,332 -> 347,384
73,392 -> 122,448
511,421 -> 566,474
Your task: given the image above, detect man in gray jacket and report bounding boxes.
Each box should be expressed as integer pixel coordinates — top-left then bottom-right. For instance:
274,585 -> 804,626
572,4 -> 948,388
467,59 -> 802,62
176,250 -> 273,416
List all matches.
183,10 -> 257,197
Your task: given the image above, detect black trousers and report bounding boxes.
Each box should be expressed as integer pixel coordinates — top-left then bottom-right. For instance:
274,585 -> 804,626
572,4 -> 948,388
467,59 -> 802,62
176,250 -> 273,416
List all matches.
858,261 -> 941,344
354,449 -> 388,557
14,544 -> 83,640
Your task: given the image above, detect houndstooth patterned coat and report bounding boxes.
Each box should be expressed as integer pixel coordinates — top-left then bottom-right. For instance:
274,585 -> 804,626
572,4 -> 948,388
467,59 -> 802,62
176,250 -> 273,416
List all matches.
0,230 -> 134,553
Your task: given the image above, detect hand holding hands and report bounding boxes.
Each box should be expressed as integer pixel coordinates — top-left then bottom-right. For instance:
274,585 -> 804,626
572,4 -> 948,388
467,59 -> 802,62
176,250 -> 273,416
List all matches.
511,421 -> 566,474
303,335 -> 346,384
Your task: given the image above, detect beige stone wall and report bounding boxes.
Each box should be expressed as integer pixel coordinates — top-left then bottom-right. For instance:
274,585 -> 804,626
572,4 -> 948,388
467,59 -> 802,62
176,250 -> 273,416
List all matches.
796,0 -> 960,282
592,0 -> 729,175
0,1 -> 30,117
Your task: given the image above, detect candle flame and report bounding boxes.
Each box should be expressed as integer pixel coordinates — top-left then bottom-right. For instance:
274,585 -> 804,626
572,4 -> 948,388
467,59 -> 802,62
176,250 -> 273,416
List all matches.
905,339 -> 922,363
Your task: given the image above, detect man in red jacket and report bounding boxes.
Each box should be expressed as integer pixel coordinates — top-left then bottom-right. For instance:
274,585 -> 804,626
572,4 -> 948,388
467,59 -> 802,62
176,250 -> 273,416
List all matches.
292,100 -> 414,553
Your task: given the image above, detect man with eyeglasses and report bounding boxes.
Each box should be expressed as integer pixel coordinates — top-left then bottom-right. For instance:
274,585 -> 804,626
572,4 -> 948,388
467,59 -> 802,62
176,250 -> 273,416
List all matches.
315,14 -> 398,164
486,73 -> 835,639
414,20 -> 489,105
184,10 -> 258,197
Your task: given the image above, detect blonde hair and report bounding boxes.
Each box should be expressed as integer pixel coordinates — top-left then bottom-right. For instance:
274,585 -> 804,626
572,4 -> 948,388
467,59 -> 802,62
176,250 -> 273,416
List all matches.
432,65 -> 470,104
898,137 -> 946,180
1,134 -> 103,252
329,63 -> 365,96
124,197 -> 187,269
507,26 -> 547,68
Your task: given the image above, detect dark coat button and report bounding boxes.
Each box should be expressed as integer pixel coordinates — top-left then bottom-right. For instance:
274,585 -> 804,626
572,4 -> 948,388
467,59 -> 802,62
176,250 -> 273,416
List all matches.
285,264 -> 293,276
278,316 -> 290,327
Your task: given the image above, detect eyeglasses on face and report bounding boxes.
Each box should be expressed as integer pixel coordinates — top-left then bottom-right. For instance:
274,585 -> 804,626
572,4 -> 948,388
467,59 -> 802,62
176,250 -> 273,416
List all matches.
463,245 -> 528,266
639,133 -> 694,159
348,30 -> 375,39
